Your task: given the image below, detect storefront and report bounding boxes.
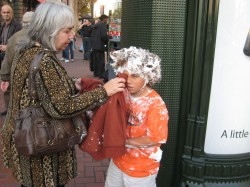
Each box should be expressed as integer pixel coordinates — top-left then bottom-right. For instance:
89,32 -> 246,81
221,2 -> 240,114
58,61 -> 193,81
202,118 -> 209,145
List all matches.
0,0 -> 77,22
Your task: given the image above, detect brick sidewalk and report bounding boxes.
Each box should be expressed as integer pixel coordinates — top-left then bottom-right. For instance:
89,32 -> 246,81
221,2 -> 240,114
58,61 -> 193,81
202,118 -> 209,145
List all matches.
0,37 -> 109,187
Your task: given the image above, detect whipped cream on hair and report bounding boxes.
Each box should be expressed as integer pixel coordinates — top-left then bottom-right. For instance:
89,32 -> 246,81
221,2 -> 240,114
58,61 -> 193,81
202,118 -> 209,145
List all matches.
110,46 -> 161,86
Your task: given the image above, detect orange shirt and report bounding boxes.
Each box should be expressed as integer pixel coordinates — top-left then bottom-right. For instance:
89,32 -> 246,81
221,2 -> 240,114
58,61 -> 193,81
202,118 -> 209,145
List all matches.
113,90 -> 169,177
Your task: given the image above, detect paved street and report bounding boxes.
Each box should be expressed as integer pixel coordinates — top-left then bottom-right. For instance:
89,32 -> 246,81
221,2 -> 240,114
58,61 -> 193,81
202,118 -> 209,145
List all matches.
0,37 -> 109,187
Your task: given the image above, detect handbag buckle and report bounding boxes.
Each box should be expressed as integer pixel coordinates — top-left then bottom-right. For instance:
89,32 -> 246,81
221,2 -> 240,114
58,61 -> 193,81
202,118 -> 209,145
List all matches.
42,121 -> 54,146
31,99 -> 36,105
76,126 -> 81,133
48,139 -> 54,145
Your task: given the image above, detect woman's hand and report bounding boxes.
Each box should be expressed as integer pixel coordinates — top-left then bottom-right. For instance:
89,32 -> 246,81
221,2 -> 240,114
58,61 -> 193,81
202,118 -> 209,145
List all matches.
103,77 -> 126,96
0,45 -> 7,51
75,78 -> 82,90
0,81 -> 9,92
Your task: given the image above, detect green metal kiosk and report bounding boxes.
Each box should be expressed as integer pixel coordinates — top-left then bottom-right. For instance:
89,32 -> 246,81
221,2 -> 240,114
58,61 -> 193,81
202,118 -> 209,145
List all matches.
121,0 -> 250,186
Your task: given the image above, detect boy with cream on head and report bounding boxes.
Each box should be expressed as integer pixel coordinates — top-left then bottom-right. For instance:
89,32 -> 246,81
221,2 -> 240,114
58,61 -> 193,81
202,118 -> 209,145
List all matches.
105,46 -> 169,187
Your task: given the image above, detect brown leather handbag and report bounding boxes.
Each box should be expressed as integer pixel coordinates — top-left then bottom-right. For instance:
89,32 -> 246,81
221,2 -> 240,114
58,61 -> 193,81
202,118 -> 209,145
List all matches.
14,51 -> 87,157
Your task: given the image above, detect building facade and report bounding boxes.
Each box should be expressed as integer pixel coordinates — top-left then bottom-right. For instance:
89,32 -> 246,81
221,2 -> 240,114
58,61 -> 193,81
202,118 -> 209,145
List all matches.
0,0 -> 79,26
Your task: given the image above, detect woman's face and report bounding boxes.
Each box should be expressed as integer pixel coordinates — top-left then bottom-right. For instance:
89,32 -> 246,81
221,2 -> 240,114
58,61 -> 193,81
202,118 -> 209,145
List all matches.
55,27 -> 74,51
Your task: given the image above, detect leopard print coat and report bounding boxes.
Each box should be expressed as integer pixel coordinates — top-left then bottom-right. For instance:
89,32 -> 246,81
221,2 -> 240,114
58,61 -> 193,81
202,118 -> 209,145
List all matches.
1,46 -> 107,187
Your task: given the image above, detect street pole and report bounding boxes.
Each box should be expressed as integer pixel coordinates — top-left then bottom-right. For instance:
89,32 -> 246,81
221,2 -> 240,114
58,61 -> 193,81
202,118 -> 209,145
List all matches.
91,0 -> 94,18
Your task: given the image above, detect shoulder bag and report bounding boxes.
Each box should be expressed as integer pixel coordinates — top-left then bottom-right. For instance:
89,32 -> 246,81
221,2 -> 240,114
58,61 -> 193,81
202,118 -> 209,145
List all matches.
14,51 -> 87,157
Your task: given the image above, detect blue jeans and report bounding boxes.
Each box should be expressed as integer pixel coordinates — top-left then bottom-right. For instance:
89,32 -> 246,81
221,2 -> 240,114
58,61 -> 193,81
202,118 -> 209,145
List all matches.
63,41 -> 74,60
83,37 -> 91,60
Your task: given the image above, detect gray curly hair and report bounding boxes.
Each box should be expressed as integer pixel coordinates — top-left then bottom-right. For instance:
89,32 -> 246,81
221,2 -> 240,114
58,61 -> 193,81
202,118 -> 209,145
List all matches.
110,46 -> 161,86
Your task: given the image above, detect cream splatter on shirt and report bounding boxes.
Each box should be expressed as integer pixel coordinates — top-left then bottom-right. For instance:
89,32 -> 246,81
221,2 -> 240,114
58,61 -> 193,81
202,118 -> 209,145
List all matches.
113,89 -> 169,177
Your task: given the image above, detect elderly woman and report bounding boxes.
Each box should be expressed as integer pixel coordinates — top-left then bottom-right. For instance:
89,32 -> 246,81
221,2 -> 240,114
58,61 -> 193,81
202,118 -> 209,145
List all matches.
1,1 -> 125,187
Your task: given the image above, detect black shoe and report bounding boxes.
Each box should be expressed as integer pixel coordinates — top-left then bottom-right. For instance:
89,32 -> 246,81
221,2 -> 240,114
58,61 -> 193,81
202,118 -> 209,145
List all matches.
0,110 -> 7,116
79,50 -> 83,53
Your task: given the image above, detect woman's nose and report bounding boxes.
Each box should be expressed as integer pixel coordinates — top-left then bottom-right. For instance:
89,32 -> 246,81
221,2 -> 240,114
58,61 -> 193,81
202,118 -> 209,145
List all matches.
69,30 -> 75,39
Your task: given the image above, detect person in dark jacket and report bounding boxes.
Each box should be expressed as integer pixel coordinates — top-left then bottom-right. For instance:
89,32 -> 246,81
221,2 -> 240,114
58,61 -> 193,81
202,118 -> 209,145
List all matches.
90,14 -> 112,78
0,4 -> 22,115
0,5 -> 22,64
0,11 -> 33,117
78,18 -> 92,60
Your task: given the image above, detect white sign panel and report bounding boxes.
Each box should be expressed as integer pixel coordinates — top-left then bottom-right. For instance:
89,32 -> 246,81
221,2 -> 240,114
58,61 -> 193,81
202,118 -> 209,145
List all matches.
204,0 -> 250,154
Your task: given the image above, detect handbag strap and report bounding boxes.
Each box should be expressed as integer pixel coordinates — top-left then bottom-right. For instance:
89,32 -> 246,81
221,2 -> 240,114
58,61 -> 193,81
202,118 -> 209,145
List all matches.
28,51 -> 45,101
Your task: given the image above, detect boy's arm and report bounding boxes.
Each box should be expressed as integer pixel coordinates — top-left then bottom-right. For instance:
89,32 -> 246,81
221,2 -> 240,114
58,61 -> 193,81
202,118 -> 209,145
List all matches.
126,97 -> 168,148
126,136 -> 159,148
